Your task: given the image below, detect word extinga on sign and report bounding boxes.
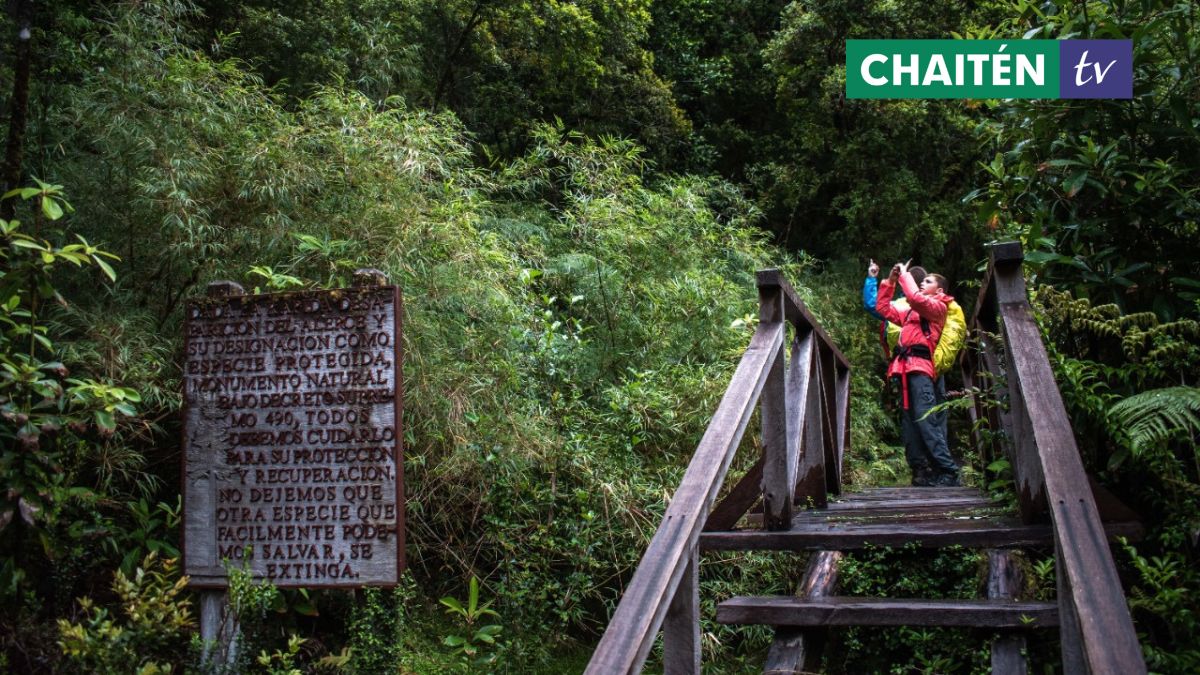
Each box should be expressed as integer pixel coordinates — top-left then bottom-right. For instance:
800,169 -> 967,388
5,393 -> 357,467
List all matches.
846,40 -> 1132,99
183,275 -> 404,587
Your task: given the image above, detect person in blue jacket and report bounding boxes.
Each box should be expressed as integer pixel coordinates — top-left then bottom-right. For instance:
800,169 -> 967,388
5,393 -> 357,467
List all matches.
863,259 -> 904,320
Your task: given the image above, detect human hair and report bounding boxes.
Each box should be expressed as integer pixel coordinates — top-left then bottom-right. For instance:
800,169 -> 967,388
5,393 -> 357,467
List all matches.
928,273 -> 948,291
908,266 -> 927,283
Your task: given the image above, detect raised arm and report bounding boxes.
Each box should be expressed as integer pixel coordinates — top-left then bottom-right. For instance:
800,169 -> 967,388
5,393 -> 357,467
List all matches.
875,276 -> 905,324
898,272 -> 947,323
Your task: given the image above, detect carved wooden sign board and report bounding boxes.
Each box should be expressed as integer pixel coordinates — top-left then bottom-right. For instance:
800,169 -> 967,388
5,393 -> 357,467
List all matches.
182,282 -> 404,587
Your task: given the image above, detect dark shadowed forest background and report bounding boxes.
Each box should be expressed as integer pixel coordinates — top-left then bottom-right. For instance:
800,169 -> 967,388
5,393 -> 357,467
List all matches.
0,0 -> 1198,672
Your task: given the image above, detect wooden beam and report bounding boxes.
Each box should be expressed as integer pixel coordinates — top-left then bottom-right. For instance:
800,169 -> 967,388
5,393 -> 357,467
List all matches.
585,320 -> 785,675
757,269 -> 850,370
704,458 -> 763,532
762,334 -> 794,530
764,551 -> 843,674
833,368 -> 850,491
794,341 -> 828,508
988,243 -> 1145,674
717,596 -> 1059,628
988,550 -> 1029,675
663,547 -> 700,675
699,518 -> 1143,552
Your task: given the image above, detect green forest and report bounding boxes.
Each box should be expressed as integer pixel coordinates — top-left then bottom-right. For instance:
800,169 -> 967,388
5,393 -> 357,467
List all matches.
0,0 -> 1197,672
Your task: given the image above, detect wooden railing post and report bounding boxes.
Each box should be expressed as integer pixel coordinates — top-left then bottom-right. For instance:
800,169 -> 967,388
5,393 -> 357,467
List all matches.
759,279 -> 793,530
966,243 -> 1145,674
663,546 -> 701,674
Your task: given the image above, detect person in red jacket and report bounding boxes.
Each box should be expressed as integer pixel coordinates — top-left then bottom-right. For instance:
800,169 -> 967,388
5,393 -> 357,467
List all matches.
876,260 -> 960,487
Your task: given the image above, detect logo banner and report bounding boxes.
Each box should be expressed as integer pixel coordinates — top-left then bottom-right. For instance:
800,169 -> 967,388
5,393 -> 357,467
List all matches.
845,40 -> 1132,99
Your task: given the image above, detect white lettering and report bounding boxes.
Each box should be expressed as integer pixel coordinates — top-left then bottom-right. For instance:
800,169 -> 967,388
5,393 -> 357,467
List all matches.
862,54 -> 888,86
1016,53 -> 1044,86
922,54 -> 952,86
893,54 -> 920,86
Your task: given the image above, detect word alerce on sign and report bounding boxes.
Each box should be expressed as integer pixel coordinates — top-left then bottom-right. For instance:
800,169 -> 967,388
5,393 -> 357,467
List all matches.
183,274 -> 404,587
846,40 -> 1132,99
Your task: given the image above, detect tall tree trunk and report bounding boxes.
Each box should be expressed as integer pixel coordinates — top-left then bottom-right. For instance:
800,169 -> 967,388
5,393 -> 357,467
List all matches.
1,0 -> 33,221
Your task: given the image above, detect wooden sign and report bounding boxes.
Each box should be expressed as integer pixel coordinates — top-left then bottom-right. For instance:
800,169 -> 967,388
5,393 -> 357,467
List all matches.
182,279 -> 404,587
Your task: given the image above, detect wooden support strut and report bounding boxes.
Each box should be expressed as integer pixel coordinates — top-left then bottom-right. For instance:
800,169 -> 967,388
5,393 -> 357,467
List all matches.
763,550 -> 843,675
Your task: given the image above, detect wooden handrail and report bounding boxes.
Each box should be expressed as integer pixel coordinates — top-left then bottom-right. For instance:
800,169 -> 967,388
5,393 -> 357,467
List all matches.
586,269 -> 848,674
966,243 -> 1145,674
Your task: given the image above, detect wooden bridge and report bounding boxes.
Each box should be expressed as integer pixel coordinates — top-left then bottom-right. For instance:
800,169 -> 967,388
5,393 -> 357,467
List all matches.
585,243 -> 1146,674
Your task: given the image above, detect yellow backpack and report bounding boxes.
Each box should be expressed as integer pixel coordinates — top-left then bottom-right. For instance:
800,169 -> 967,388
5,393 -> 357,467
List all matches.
884,298 -> 966,375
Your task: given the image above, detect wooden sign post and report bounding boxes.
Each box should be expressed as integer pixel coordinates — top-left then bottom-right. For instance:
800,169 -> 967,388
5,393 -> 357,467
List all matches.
182,270 -> 405,662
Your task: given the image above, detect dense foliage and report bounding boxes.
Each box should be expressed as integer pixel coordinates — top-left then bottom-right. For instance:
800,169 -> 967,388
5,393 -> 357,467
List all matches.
0,0 -> 1196,672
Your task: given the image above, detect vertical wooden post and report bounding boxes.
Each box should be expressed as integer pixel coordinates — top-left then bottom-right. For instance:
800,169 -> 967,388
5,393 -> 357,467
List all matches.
663,546 -> 701,675
758,281 -> 792,530
199,280 -> 244,666
200,589 -> 239,665
763,550 -> 843,674
988,550 -> 1029,675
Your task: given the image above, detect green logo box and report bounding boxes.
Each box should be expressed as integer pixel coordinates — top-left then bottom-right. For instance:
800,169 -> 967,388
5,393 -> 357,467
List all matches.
846,40 -> 1060,99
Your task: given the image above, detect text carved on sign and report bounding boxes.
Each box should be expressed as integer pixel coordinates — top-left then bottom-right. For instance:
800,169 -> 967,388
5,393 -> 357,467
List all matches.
183,284 -> 404,587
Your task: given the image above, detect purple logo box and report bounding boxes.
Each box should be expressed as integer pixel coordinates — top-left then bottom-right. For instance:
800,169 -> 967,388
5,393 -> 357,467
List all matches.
1059,40 -> 1133,99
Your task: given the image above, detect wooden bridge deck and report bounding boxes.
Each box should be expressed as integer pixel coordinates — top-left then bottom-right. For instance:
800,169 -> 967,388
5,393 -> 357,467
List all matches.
701,486 -> 1143,551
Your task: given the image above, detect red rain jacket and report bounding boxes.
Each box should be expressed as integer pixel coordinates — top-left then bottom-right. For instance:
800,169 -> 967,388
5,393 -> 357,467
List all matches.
876,272 -> 953,406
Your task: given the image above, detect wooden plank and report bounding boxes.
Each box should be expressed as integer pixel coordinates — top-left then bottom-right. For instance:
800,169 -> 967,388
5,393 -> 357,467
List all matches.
834,368 -> 850,491
699,518 -> 1143,552
988,550 -> 1029,675
836,486 -> 983,500
825,497 -> 994,512
764,551 -> 843,674
704,457 -> 763,532
757,269 -> 850,370
793,334 -> 827,508
662,547 -> 700,675
762,338 -> 792,530
991,247 -> 1145,674
818,345 -> 840,496
585,320 -> 785,675
717,596 -> 1059,628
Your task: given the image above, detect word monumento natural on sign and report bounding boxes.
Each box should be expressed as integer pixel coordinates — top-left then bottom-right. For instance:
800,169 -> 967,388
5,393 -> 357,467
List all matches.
846,40 -> 1132,99
183,284 -> 404,587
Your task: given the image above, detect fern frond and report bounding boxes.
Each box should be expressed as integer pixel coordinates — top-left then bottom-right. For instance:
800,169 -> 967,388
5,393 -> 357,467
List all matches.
1109,386 -> 1200,453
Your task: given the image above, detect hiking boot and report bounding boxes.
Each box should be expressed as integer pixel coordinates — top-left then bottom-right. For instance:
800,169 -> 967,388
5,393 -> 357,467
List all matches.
911,467 -> 935,487
932,470 -> 962,487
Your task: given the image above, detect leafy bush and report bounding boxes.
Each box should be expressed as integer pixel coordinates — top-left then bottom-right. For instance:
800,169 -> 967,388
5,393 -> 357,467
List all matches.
57,553 -> 192,674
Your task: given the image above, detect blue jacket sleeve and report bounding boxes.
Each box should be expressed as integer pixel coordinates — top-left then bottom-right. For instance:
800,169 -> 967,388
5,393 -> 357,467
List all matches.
862,277 -> 884,321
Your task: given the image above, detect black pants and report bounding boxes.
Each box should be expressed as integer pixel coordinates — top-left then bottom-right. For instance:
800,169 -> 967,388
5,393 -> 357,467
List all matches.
898,373 -> 957,475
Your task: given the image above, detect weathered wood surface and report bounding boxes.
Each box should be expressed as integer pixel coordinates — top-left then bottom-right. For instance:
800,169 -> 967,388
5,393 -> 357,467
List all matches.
183,280 -> 405,587
834,368 -> 850,490
981,244 -> 1145,674
818,344 -> 841,495
662,547 -> 700,675
988,550 -> 1029,675
584,319 -> 785,675
761,298 -> 796,530
757,269 -> 849,370
764,551 -> 842,675
704,457 -> 763,531
793,332 -> 828,509
717,596 -> 1059,628
700,517 -> 1142,552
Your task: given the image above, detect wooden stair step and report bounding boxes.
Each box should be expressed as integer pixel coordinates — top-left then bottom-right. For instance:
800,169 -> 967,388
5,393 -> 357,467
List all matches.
717,596 -> 1059,628
700,517 -> 1143,551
